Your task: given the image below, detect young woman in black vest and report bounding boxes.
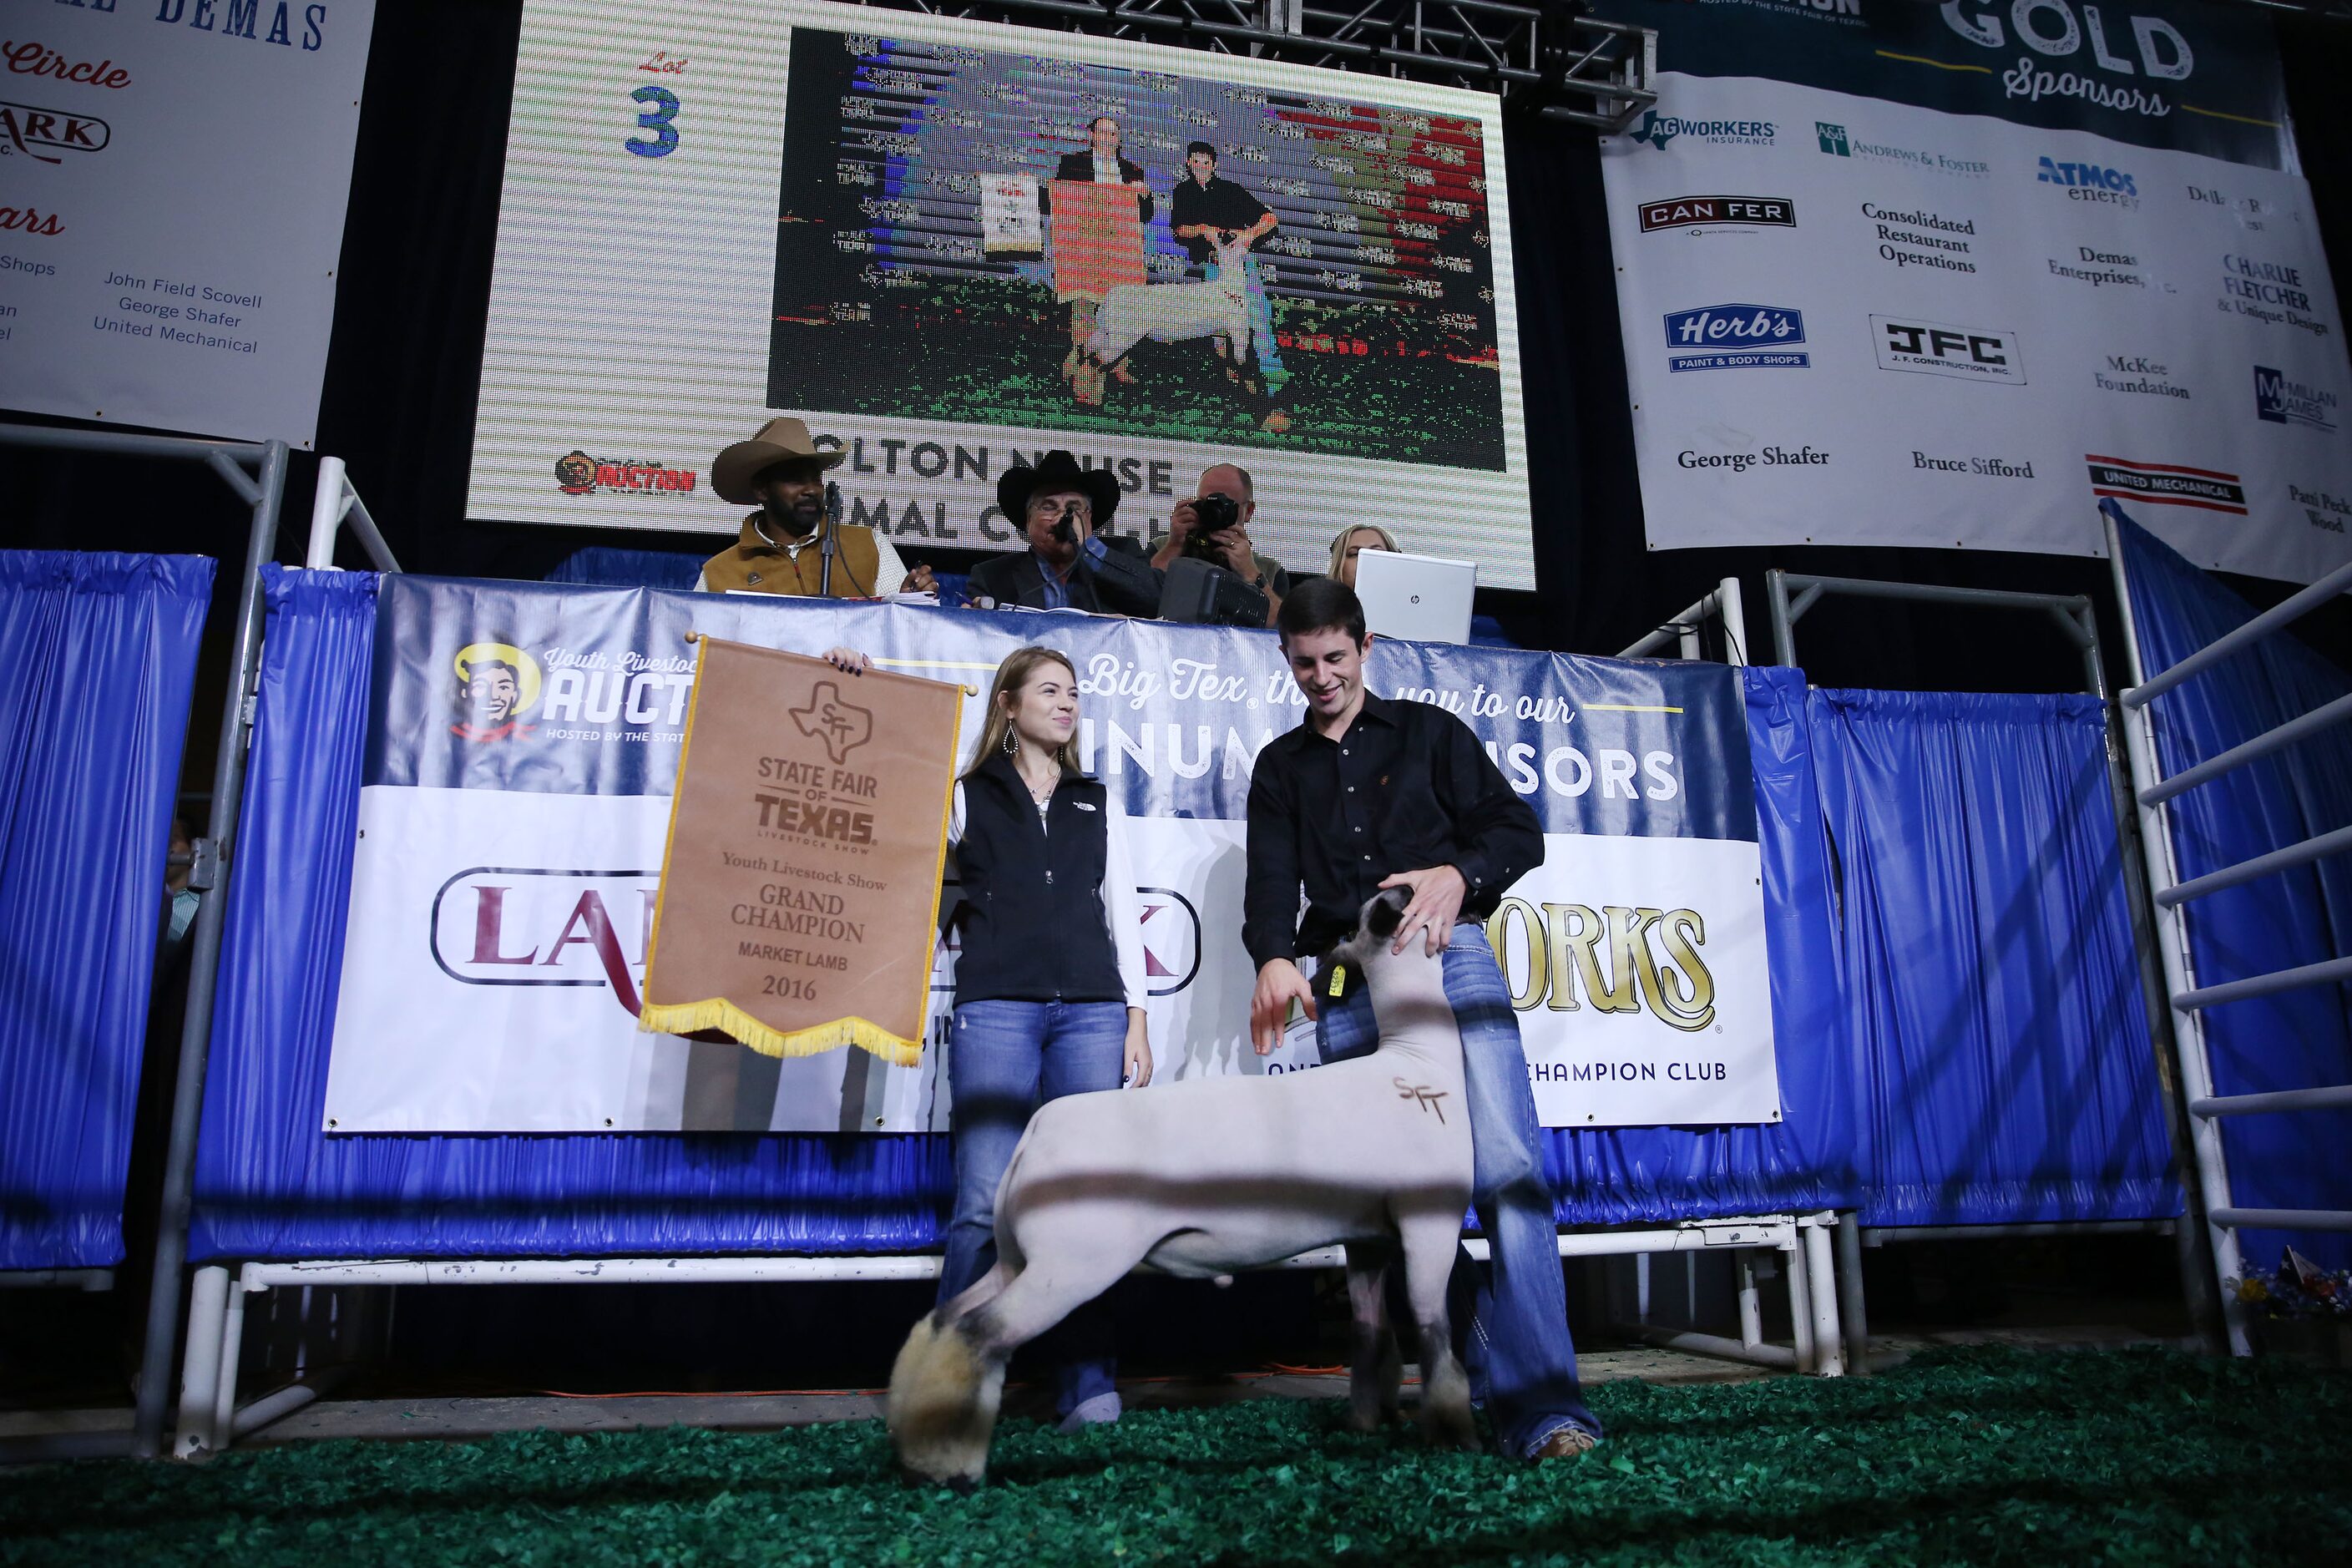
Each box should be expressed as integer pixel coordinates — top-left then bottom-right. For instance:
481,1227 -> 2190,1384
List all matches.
827,641 -> 1151,1431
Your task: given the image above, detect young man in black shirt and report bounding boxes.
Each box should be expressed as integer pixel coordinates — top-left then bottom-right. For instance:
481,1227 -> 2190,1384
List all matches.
1169,140 -> 1287,390
1243,578 -> 1601,1460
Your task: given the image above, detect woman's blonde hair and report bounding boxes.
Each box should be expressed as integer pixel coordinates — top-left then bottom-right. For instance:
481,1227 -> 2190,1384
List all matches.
1327,523 -> 1401,579
963,645 -> 1085,780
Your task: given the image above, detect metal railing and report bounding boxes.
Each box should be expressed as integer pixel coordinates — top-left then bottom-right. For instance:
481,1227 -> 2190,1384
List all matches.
2103,499 -> 2352,1355
1764,563 -> 2226,1368
305,456 -> 400,572
1617,576 -> 1748,664
0,423 -> 295,1459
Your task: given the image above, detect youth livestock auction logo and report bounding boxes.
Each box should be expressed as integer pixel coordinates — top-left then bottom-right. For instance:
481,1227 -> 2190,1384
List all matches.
2255,367 -> 2339,433
1663,304 -> 1808,372
1872,317 -> 2026,385
1625,112 -> 1774,151
1637,195 -> 1794,233
0,101 -> 107,164
554,449 -> 699,496
2086,455 -> 2248,515
452,642 -> 544,742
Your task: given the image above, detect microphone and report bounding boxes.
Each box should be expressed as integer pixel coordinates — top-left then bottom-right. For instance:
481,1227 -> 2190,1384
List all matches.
820,480 -> 842,596
1051,501 -> 1080,546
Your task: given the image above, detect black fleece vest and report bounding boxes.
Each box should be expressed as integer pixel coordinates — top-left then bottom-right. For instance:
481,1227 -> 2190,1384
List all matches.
953,756 -> 1125,1007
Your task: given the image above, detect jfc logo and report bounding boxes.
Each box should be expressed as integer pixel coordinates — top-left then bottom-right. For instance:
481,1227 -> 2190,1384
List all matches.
1872,316 -> 2026,385
452,641 -> 544,743
554,449 -> 698,497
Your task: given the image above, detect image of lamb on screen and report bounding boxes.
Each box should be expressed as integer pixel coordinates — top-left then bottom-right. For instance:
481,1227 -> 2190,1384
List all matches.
766,28 -> 1507,471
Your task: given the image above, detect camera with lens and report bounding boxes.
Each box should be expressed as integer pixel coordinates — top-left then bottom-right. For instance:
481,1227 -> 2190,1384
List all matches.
1181,492 -> 1242,561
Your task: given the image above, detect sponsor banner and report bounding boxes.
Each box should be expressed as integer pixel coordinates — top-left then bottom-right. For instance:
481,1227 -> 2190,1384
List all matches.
323,581 -> 1780,1131
464,0 -> 1535,588
1602,68 -> 2352,581
0,4 -> 374,444
1592,0 -> 2289,167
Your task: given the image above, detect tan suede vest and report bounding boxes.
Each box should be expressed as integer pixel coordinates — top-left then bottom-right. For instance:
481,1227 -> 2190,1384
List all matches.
700,513 -> 883,596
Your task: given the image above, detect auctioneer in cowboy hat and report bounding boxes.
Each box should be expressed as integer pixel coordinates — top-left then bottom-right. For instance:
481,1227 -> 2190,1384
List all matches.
994,448 -> 1121,528
699,417 -> 888,597
711,416 -> 844,506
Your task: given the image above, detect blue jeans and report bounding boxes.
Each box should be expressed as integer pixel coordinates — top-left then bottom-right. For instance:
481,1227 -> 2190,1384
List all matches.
1317,923 -> 1601,1454
940,998 -> 1128,1418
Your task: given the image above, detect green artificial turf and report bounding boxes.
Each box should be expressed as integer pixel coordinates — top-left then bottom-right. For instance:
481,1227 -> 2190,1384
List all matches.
3,1347 -> 2346,1566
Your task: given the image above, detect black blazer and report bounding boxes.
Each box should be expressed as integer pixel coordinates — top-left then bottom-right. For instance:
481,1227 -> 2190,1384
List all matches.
967,536 -> 1163,617
1043,150 -> 1154,223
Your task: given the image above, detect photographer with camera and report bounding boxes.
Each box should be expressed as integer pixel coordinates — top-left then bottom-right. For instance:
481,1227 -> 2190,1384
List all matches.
1150,463 -> 1287,629
966,450 -> 1164,617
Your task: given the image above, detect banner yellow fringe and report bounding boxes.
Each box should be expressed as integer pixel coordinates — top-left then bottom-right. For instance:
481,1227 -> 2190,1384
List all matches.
637,998 -> 923,1068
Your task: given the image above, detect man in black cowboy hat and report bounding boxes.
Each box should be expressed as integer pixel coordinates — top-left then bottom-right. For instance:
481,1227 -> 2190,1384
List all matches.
696,417 -> 937,598
966,450 -> 1163,616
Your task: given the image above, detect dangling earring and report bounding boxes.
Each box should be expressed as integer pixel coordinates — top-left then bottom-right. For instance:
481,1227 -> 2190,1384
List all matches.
1002,728 -> 1019,758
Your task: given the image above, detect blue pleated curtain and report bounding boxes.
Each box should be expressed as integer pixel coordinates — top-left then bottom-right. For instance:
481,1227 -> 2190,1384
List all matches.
1809,688 -> 2177,1227
0,551 -> 215,1270
2114,508 -> 2352,1271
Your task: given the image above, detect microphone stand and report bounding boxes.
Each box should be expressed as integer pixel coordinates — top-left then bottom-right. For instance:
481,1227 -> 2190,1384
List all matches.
820,480 -> 841,598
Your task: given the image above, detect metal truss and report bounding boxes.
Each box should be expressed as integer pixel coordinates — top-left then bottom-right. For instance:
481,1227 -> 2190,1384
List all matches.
854,0 -> 1657,129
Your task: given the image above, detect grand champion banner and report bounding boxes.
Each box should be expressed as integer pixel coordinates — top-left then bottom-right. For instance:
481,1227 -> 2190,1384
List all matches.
1593,0 -> 2352,586
321,581 -> 1782,1133
639,638 -> 961,1063
0,2 -> 375,445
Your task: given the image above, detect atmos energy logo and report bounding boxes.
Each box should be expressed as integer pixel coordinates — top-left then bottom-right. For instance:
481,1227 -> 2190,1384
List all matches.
2255,367 -> 2339,433
2036,157 -> 2137,206
1664,305 -> 1808,372
554,450 -> 699,496
1638,195 -> 1794,232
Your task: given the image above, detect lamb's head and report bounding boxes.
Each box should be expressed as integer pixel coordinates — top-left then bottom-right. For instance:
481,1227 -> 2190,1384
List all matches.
1325,886 -> 1413,973
1211,234 -> 1256,273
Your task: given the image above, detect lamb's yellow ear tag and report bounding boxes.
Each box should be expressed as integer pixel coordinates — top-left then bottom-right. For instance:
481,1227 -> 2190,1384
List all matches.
1326,964 -> 1348,999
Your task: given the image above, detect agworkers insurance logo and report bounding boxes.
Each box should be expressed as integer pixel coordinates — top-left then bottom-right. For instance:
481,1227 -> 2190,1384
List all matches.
554,449 -> 700,497
451,642 -> 544,743
1624,111 -> 1775,151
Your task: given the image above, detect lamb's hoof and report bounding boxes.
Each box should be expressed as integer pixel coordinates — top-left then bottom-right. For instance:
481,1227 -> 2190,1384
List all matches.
1347,1403 -> 1402,1435
899,1464 -> 981,1493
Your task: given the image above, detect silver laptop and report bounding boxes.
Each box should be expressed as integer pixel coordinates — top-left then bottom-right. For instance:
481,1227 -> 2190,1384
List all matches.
1352,549 -> 1477,645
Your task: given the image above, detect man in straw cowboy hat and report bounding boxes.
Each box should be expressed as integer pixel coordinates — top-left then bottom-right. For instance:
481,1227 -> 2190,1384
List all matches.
696,417 -> 936,598
964,449 -> 1164,616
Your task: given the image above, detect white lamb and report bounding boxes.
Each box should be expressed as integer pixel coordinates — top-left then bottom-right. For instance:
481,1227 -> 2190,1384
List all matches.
887,887 -> 1477,1488
1073,235 -> 1264,404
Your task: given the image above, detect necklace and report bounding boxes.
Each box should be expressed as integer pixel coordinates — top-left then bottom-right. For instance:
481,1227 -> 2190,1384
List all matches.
1011,746 -> 1058,805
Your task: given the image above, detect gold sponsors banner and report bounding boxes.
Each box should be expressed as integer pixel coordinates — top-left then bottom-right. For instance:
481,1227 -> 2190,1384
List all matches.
640,636 -> 959,1065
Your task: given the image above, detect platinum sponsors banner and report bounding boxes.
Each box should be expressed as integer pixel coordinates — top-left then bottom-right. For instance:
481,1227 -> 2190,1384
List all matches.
0,3 -> 374,444
322,580 -> 1780,1132
464,0 -> 1535,587
1596,6 -> 2352,586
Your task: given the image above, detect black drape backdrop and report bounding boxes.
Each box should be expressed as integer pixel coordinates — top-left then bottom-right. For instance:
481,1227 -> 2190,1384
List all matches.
16,0 -> 2349,696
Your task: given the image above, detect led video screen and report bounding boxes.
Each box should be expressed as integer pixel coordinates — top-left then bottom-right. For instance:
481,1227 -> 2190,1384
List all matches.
468,0 -> 1535,587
